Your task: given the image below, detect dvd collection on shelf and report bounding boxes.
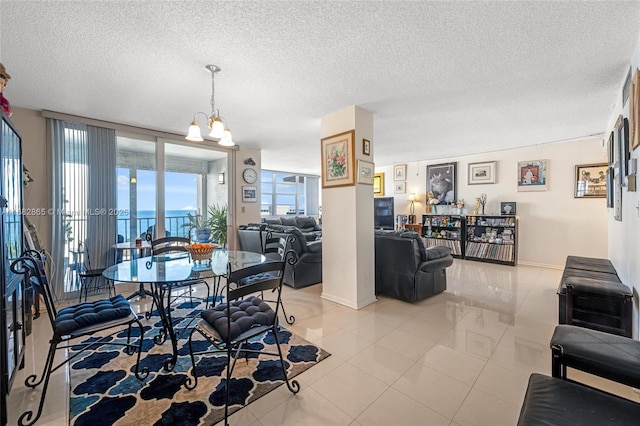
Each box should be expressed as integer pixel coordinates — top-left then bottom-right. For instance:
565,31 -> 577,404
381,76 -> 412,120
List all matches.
421,214 -> 518,265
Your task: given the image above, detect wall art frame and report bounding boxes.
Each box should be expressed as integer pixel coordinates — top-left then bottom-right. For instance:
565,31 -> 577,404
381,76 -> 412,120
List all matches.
616,115 -> 629,181
357,160 -> 374,185
393,164 -> 407,181
517,159 -> 549,192
242,186 -> 257,203
575,163 -> 607,198
468,161 -> 496,185
394,181 -> 406,194
373,172 -> 385,196
500,202 -> 516,215
321,130 -> 355,188
426,162 -> 456,202
362,138 -> 371,156
630,68 -> 639,151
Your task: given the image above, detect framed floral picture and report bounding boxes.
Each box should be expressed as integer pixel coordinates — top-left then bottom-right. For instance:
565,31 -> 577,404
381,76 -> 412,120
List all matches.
321,130 -> 355,188
394,182 -> 406,194
517,159 -> 549,192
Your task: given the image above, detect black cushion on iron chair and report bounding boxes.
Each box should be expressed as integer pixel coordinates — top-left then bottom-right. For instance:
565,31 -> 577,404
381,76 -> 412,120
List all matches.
55,294 -> 133,335
200,296 -> 275,341
518,373 -> 640,426
550,324 -> 640,389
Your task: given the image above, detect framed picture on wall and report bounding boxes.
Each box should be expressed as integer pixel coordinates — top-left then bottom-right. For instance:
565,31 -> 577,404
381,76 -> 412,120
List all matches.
321,130 -> 356,188
373,173 -> 385,196
357,160 -> 374,185
517,159 -> 549,192
616,115 -> 629,180
468,161 -> 496,185
362,138 -> 371,156
394,181 -> 406,194
575,163 -> 607,198
393,164 -> 407,181
426,162 -> 456,202
242,186 -> 257,203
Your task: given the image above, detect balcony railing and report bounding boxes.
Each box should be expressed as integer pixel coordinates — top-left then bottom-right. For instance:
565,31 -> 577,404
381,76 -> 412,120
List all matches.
117,214 -> 193,242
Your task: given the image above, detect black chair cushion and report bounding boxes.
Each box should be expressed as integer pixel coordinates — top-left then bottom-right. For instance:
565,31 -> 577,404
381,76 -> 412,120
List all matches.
564,276 -> 632,298
399,231 -> 427,261
550,324 -> 640,388
201,296 -> 275,341
55,294 -> 132,335
565,256 -> 617,275
518,373 -> 640,426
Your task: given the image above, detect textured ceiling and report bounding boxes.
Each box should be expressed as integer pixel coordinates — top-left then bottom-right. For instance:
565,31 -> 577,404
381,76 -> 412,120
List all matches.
1,1 -> 639,175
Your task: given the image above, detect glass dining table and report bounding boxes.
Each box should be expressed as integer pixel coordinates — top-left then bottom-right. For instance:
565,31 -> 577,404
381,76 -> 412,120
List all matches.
102,249 -> 266,370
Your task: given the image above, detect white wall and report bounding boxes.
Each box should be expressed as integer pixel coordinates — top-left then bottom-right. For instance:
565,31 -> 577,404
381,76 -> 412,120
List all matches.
376,137 -> 608,268
607,31 -> 640,336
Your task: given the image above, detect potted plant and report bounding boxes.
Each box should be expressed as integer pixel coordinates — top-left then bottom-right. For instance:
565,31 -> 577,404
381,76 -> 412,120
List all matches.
206,204 -> 228,247
182,212 -> 211,243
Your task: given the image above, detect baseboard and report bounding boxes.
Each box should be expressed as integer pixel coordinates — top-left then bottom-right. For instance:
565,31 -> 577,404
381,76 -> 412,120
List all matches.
518,260 -> 563,270
320,292 -> 377,309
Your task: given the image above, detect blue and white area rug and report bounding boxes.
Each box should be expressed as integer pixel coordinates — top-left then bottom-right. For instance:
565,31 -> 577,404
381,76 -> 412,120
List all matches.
68,300 -> 330,426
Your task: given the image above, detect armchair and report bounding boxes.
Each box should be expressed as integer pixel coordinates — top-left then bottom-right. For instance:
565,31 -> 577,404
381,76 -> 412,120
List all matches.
374,231 -> 453,302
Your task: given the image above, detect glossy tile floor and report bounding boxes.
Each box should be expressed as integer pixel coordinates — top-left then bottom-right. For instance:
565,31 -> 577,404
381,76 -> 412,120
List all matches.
8,260 -> 640,425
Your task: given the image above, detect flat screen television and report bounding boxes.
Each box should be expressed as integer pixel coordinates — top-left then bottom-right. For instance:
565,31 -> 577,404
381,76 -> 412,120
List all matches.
374,197 -> 395,230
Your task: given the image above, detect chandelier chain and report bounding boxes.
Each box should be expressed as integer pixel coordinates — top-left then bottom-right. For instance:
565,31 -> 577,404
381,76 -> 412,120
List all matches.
210,70 -> 216,116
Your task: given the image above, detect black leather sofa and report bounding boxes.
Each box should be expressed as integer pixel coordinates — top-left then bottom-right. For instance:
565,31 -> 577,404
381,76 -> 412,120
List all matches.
374,230 -> 453,302
263,216 -> 322,241
237,225 -> 322,288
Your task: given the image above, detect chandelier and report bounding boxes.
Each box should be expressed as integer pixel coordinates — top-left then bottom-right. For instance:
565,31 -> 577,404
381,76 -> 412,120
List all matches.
185,64 -> 234,146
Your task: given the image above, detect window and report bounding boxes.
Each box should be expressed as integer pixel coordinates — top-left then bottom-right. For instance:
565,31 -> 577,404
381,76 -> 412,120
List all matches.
260,170 -> 320,217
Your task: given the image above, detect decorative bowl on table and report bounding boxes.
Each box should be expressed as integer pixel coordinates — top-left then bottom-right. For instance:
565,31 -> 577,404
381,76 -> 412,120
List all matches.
187,243 -> 217,262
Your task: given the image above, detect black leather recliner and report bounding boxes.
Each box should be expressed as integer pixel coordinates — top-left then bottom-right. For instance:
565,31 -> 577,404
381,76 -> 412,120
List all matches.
374,231 -> 453,302
237,225 -> 322,288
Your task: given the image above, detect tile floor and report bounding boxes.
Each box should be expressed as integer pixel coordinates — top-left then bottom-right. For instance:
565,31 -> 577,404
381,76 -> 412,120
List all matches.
7,260 -> 640,425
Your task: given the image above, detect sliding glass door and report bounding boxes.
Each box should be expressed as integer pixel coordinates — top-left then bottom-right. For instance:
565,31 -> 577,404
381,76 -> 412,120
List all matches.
116,136 -> 228,246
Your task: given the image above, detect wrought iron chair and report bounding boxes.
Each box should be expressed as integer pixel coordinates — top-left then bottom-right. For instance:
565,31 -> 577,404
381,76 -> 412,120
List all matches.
262,231 -> 297,324
149,236 -> 211,311
78,239 -> 112,302
11,250 -> 148,426
184,260 -> 300,425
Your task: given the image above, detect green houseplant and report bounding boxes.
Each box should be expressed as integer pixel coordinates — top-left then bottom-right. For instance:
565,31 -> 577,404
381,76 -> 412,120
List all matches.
181,212 -> 211,242
206,204 -> 228,247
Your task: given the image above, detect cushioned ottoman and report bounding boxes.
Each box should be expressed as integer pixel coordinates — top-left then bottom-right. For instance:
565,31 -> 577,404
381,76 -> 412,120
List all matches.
557,256 -> 632,337
565,255 -> 617,275
550,324 -> 640,388
518,373 -> 640,426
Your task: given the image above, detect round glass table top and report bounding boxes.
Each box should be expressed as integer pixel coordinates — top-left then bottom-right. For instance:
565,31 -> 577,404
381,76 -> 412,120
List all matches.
102,250 -> 267,284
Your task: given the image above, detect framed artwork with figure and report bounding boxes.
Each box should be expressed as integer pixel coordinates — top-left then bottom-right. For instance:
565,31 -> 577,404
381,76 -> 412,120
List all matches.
426,162 -> 456,203
517,159 -> 548,192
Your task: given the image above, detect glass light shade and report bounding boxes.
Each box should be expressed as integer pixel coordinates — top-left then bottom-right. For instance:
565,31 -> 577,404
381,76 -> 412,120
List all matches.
209,118 -> 225,139
185,122 -> 204,142
218,129 -> 235,146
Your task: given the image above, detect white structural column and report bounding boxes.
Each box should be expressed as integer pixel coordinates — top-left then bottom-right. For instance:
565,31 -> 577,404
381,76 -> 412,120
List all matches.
320,105 -> 376,309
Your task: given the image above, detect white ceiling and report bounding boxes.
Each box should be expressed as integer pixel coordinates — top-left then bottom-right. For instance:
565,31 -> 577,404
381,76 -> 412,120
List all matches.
1,1 -> 639,175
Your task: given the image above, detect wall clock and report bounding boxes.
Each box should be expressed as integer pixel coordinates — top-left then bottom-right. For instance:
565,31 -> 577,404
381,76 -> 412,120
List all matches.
242,168 -> 258,184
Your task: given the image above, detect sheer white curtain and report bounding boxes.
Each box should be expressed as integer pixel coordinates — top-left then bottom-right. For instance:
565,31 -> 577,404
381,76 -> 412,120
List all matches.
49,119 -> 117,299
